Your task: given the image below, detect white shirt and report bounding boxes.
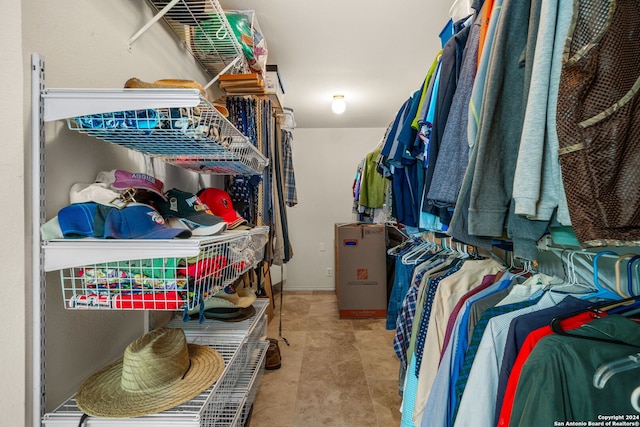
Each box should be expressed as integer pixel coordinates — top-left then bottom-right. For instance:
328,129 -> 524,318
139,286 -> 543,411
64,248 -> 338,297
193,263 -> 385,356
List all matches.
453,291 -> 569,427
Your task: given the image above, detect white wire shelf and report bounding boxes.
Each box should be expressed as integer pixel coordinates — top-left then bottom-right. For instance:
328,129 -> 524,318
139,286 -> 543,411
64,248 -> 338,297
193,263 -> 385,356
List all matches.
168,299 -> 269,337
172,300 -> 269,373
42,337 -> 268,427
46,227 -> 269,312
47,88 -> 268,175
142,0 -> 251,79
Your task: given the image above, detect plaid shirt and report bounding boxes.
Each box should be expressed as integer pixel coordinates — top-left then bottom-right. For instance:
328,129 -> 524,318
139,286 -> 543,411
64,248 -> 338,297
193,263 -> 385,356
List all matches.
451,294 -> 543,420
394,268 -> 429,368
414,262 -> 464,376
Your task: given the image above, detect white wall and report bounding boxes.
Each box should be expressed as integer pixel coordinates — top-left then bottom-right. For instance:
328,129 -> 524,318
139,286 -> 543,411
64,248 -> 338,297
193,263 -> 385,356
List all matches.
1,2 -> 25,427
284,127 -> 386,290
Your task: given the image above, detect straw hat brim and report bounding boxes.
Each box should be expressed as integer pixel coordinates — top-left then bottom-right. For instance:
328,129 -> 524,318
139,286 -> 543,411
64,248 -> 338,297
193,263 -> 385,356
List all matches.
76,343 -> 224,418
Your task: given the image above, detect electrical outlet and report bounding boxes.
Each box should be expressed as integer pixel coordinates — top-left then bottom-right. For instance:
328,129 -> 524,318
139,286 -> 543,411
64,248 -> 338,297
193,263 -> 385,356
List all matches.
326,267 -> 333,277
320,242 -> 326,252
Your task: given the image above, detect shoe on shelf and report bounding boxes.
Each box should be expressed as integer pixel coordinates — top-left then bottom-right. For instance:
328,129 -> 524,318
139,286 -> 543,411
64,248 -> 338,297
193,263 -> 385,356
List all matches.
265,337 -> 281,370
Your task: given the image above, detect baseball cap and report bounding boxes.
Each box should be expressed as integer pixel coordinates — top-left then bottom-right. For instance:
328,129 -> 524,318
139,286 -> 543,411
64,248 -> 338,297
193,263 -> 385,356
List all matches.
57,203 -> 113,238
96,169 -> 167,201
197,188 -> 248,229
69,182 -> 123,207
104,203 -> 192,239
165,217 -> 227,236
155,189 -> 227,236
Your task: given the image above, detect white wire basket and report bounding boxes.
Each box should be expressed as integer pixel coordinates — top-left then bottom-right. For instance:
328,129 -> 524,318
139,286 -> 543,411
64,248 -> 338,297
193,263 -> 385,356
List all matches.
42,337 -> 268,427
57,233 -> 249,312
245,226 -> 269,267
145,0 -> 252,77
219,226 -> 269,276
173,301 -> 269,373
66,91 -> 268,175
52,226 -> 270,312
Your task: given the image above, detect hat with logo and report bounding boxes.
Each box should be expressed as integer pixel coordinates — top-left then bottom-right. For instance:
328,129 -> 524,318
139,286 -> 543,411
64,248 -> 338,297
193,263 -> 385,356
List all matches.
197,188 -> 247,229
96,169 -> 168,201
155,189 -> 227,236
75,327 -> 224,418
104,203 -> 192,239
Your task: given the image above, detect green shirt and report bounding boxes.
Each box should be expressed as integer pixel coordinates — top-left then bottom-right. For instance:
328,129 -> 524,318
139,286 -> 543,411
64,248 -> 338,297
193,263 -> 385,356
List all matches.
358,148 -> 386,209
510,315 -> 640,426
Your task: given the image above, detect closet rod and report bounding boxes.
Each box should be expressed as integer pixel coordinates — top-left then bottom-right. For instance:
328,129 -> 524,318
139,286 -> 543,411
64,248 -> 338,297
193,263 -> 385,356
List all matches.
538,246 -> 640,297
538,247 -> 640,261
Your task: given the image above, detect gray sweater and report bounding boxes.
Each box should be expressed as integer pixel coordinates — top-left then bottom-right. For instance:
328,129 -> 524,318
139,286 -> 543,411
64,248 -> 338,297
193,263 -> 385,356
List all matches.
466,0 -> 549,259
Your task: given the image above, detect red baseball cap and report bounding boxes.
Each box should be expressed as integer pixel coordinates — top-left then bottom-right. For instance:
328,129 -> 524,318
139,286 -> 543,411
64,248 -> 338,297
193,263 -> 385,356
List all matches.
197,188 -> 248,229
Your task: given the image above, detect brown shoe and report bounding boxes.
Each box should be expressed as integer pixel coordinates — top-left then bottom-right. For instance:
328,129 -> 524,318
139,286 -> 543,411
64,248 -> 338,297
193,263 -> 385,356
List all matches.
265,338 -> 281,370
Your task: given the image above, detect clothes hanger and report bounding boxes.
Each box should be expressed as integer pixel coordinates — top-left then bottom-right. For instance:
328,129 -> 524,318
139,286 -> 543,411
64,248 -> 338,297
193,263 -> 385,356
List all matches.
632,386 -> 640,413
387,236 -> 416,256
591,250 -> 624,301
399,232 -> 442,265
615,253 -> 637,298
401,238 -> 436,265
387,239 -> 412,256
559,250 -> 604,297
549,295 -> 640,345
627,255 -> 640,297
385,220 -> 411,240
508,252 -> 530,278
455,242 -> 470,259
593,352 -> 640,389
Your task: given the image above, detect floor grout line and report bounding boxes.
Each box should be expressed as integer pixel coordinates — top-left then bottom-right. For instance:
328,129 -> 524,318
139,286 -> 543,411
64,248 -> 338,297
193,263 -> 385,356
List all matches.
252,291 -> 401,427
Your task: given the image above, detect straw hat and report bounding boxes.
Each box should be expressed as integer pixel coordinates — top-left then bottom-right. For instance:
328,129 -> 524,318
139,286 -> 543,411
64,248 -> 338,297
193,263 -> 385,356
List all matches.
76,328 -> 224,418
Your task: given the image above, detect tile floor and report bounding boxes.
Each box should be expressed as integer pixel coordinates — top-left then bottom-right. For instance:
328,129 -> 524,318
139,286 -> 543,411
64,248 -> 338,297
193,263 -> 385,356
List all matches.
248,291 -> 402,427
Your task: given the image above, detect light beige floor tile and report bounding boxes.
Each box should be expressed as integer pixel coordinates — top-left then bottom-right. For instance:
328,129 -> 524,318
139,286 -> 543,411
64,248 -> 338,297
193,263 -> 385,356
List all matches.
263,331 -> 305,382
350,318 -> 388,331
268,309 -> 310,332
368,379 -> 403,427
252,291 -> 400,427
308,314 -> 354,332
308,298 -> 340,317
354,330 -> 401,382
249,378 -> 299,427
294,377 -> 378,427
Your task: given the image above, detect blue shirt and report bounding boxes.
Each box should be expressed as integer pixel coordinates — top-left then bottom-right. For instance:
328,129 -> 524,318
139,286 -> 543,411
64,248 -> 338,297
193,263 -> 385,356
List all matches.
387,259 -> 417,330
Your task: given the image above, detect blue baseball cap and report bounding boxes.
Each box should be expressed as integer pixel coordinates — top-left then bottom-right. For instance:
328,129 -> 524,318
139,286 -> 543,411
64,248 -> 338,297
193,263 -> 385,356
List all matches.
104,204 -> 192,239
57,203 -> 113,238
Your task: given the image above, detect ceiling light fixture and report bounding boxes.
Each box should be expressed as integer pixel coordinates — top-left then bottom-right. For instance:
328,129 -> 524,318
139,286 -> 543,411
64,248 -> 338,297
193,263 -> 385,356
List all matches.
331,95 -> 346,114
